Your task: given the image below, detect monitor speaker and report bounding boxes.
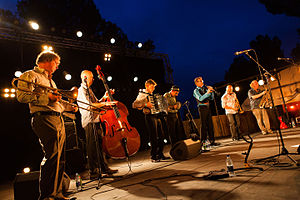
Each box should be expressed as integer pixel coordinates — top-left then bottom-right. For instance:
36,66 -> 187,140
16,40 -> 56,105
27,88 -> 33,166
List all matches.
14,171 -> 39,200
169,139 -> 201,161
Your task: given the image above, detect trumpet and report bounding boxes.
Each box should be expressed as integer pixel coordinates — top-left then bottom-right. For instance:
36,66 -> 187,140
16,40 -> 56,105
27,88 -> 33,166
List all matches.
12,78 -> 106,114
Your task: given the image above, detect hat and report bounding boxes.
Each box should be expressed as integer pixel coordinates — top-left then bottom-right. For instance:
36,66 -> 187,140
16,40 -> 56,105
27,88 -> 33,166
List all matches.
171,85 -> 180,91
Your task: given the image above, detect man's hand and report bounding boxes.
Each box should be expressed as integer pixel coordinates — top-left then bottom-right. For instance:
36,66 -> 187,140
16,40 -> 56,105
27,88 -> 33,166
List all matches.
48,91 -> 61,102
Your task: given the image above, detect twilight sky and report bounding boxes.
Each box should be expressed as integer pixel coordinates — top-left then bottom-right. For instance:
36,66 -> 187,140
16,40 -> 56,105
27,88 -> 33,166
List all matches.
1,0 -> 300,99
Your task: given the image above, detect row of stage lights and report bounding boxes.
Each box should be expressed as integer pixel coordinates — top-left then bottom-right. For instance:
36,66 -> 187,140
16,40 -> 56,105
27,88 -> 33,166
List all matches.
29,21 -> 143,48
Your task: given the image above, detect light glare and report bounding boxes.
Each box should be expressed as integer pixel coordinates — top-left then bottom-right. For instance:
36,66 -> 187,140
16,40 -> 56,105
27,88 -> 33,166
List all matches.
107,76 -> 112,81
133,77 -> 138,82
29,21 -> 39,30
65,74 -> 72,80
234,86 -> 240,92
23,167 -> 31,173
15,71 -> 22,78
76,31 -> 83,38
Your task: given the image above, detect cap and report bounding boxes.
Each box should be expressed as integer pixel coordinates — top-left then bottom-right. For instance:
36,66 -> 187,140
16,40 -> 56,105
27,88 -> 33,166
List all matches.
171,85 -> 180,91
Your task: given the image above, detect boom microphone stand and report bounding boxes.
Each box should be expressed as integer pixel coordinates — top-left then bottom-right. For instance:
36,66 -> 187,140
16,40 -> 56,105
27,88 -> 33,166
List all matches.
242,50 -> 299,166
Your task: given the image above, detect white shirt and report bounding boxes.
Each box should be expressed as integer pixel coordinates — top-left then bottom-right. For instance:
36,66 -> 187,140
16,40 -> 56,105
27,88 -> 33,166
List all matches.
221,92 -> 238,114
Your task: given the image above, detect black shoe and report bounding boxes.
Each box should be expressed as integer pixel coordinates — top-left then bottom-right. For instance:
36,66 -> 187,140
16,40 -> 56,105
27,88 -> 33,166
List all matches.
210,142 -> 221,146
151,155 -> 161,162
158,155 -> 171,160
103,168 -> 118,175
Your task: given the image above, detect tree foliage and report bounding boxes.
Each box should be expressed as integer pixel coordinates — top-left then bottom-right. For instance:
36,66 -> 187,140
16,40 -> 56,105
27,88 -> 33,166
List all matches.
225,34 -> 284,82
259,0 -> 300,17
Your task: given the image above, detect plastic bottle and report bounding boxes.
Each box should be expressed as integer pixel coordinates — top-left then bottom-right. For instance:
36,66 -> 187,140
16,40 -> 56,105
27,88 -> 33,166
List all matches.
291,118 -> 296,128
75,173 -> 82,191
226,155 -> 235,177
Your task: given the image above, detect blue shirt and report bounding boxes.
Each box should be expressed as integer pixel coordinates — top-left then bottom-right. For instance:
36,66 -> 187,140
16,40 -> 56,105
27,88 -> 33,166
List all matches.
193,86 -> 214,106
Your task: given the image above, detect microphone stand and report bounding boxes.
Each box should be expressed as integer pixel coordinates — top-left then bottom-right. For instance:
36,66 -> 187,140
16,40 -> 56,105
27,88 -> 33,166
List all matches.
244,51 -> 299,166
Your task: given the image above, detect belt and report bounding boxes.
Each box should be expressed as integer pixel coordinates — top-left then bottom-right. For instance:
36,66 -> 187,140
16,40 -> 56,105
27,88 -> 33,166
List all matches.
32,111 -> 61,117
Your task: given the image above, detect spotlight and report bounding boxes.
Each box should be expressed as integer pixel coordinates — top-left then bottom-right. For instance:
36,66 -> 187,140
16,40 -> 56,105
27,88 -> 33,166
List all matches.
4,88 -> 9,93
107,76 -> 112,82
104,53 -> 111,61
23,167 -> 31,173
42,45 -> 53,52
11,88 -> 16,93
110,38 -> 115,44
76,31 -> 83,38
4,93 -> 9,98
133,77 -> 138,82
164,139 -> 168,144
148,142 -> 151,147
258,80 -> 264,86
137,42 -> 143,48
65,74 -> 72,80
10,94 -> 15,98
234,86 -> 240,92
14,71 -> 22,78
29,21 -> 39,30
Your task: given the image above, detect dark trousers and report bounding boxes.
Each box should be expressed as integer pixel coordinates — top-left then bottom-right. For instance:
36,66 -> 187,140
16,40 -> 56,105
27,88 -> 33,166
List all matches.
227,113 -> 241,139
84,123 -> 108,173
166,112 -> 186,145
198,105 -> 215,143
145,114 -> 165,159
31,115 -> 65,200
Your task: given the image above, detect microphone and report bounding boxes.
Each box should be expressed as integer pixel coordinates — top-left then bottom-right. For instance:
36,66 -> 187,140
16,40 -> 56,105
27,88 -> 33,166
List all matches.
234,49 -> 253,55
277,57 -> 291,61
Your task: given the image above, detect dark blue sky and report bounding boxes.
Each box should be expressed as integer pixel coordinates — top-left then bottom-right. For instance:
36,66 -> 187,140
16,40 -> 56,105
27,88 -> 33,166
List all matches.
1,0 -> 300,99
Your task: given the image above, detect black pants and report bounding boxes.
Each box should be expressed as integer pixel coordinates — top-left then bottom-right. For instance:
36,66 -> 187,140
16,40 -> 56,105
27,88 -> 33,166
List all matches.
166,112 -> 187,145
31,115 -> 65,200
84,123 -> 108,173
145,114 -> 166,159
198,106 -> 215,143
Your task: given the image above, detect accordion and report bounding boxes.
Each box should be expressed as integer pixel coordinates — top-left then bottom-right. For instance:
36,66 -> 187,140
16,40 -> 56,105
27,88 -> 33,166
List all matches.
143,94 -> 168,115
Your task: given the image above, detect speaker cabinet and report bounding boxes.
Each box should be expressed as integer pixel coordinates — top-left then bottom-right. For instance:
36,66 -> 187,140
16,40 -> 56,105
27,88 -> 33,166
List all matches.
64,120 -> 79,150
169,139 -> 201,161
65,148 -> 86,175
14,171 -> 39,200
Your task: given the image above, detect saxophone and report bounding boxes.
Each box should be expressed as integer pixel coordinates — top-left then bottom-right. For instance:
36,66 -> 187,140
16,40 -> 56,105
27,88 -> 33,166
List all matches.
259,90 -> 269,108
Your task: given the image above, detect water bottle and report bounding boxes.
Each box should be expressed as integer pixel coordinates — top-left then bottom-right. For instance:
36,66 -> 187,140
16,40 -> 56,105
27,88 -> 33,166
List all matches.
291,118 -> 296,128
226,155 -> 235,177
202,141 -> 206,151
75,173 -> 82,191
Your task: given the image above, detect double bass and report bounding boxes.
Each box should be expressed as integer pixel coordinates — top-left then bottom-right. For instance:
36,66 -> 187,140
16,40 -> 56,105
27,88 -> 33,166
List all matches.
96,65 -> 140,159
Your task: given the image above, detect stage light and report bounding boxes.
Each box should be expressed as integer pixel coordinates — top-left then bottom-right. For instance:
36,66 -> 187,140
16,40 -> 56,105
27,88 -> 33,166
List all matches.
4,93 -> 9,98
76,31 -> 83,38
23,167 -> 31,173
65,74 -> 72,80
107,76 -> 112,82
289,105 -> 295,110
164,139 -> 168,144
4,88 -> 9,93
104,53 -> 111,61
10,94 -> 15,98
258,80 -> 264,86
11,88 -> 16,93
133,77 -> 138,82
110,38 -> 115,44
14,71 -> 22,78
234,86 -> 240,92
148,142 -> 151,147
137,42 -> 143,48
29,21 -> 39,30
42,45 -> 53,51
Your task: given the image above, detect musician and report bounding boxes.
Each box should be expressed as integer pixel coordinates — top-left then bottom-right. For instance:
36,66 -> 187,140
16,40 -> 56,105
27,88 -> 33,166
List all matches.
193,76 -> 219,146
221,85 -> 241,141
248,80 -> 273,135
163,85 -> 186,145
132,79 -> 170,162
77,70 -> 118,179
16,51 -> 77,200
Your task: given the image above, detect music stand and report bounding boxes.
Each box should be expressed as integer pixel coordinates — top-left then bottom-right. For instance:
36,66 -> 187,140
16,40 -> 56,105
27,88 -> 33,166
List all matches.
243,51 -> 299,166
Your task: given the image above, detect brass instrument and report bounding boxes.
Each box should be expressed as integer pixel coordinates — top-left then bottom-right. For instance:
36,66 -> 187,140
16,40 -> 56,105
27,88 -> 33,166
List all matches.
258,90 -> 270,108
12,78 -> 106,114
235,98 -> 244,114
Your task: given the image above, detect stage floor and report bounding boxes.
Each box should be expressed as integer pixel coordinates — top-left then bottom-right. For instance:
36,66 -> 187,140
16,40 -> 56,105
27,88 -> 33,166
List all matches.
1,128 -> 300,200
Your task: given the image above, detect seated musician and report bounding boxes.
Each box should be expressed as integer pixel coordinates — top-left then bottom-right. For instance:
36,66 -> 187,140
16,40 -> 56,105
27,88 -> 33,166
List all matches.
77,70 -> 118,179
163,85 -> 187,146
132,79 -> 170,162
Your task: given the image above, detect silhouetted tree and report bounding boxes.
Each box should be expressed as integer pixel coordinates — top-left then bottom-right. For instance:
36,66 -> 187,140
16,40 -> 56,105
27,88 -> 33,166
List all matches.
225,34 -> 284,82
